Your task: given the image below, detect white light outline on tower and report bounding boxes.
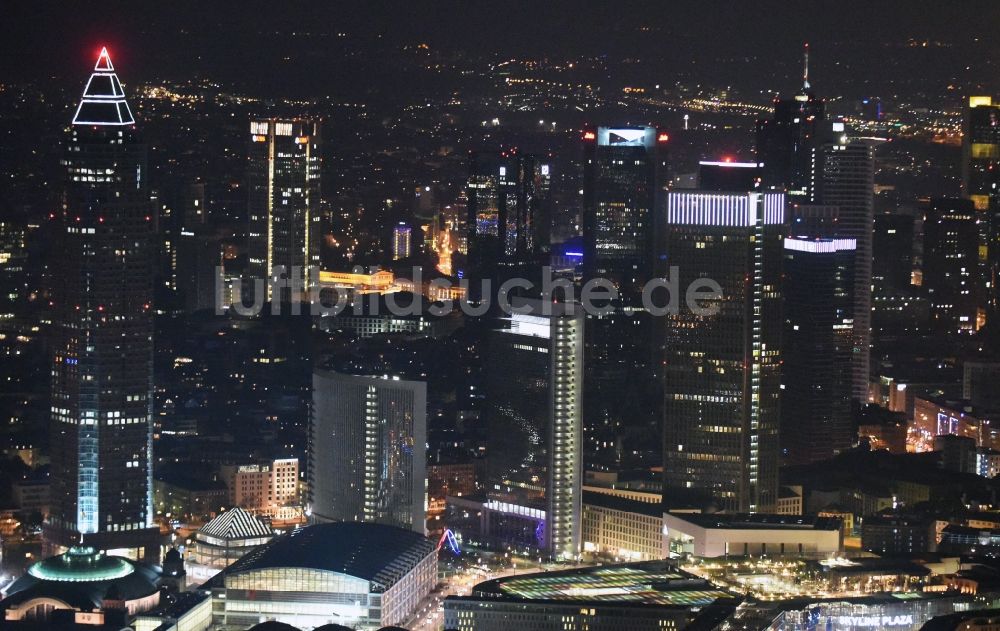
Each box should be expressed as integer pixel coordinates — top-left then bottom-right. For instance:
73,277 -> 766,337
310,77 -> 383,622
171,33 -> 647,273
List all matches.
72,47 -> 136,126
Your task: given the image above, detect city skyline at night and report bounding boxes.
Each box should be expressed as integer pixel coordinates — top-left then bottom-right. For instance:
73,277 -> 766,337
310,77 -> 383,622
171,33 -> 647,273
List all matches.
4,4 -> 1000,631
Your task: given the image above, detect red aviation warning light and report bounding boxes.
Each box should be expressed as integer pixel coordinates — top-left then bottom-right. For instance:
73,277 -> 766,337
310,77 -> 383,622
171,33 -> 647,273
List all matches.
94,46 -> 114,72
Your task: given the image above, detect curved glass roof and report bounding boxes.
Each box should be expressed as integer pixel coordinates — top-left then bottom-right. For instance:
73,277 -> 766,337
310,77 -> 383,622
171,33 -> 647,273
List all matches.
222,523 -> 436,590
27,546 -> 135,583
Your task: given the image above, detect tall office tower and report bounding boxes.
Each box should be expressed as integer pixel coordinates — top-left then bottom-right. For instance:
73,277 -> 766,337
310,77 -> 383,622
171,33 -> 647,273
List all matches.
873,213 -> 916,295
393,222 -> 412,260
661,191 -> 785,513
47,48 -> 158,557
809,122 -> 876,402
782,237 -> 856,466
176,228 -> 222,313
962,97 -> 1000,209
924,198 -> 982,333
871,212 -> 924,341
962,96 -> 1000,314
756,45 -> 825,194
246,118 -> 321,303
485,299 -> 582,560
310,367 -> 427,534
581,127 -> 669,466
466,152 -> 550,271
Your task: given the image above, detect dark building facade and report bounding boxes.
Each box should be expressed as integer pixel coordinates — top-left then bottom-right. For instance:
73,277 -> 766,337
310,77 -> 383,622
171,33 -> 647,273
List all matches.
581,126 -> 669,467
873,213 -> 916,295
924,198 -> 982,333
47,48 -> 159,556
781,237 -> 856,465
661,190 -> 785,513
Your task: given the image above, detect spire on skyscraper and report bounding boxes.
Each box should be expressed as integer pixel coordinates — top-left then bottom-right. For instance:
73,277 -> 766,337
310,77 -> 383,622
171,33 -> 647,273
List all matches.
72,46 -> 135,126
803,42 -> 810,90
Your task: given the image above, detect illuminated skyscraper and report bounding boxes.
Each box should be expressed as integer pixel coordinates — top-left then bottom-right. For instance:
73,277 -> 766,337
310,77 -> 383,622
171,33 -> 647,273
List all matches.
581,126 -> 669,466
924,198 -> 982,333
485,299 -> 582,560
465,152 -> 551,293
782,237 -> 856,466
661,191 -> 785,513
582,126 -> 669,294
310,367 -> 427,534
962,96 -> 1000,314
47,48 -> 159,557
757,49 -> 877,402
393,222 -> 412,260
246,118 -> 321,303
809,122 -> 876,402
963,96 -> 1000,210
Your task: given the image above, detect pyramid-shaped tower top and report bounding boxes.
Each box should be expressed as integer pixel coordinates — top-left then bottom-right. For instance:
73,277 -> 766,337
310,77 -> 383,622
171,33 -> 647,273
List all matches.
94,46 -> 114,72
72,46 -> 135,126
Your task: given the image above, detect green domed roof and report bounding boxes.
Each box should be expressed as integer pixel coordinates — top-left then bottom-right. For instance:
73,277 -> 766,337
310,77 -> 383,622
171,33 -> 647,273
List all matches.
27,546 -> 135,582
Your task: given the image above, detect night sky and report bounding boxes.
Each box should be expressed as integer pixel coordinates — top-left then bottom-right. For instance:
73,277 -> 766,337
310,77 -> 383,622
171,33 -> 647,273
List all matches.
4,1 -> 1000,99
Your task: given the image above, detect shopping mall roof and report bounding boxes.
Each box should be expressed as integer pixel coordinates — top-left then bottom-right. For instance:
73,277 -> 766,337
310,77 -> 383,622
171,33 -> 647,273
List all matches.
471,561 -> 734,608
214,522 -> 436,590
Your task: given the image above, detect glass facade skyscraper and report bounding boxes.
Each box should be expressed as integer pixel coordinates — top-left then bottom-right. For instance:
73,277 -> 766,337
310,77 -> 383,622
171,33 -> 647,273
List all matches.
485,300 -> 582,560
310,367 -> 427,533
781,237 -> 856,466
581,126 -> 669,467
962,96 -> 1000,316
246,118 -> 321,303
47,48 -> 159,557
661,191 -> 785,513
808,126 -> 876,402
465,152 -> 551,299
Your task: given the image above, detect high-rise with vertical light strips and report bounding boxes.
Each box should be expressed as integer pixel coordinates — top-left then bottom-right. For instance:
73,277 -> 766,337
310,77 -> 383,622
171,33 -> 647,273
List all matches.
486,299 -> 583,560
246,118 -> 321,303
310,367 -> 427,534
661,191 -> 784,513
47,48 -> 159,557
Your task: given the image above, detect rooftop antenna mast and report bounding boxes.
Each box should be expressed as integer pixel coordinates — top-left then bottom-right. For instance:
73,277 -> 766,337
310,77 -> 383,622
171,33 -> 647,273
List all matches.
803,42 -> 811,90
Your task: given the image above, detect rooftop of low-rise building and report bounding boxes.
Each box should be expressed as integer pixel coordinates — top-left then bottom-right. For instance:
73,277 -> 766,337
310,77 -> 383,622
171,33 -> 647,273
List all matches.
466,561 -> 734,608
667,512 -> 842,531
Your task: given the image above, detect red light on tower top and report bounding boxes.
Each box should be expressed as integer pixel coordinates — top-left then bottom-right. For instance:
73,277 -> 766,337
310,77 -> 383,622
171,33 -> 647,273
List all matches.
94,46 -> 114,72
